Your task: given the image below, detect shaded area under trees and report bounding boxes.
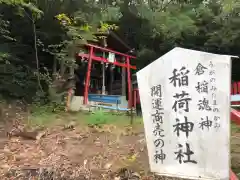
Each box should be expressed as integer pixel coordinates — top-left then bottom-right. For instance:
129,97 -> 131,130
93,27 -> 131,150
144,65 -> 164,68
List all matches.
0,0 -> 239,103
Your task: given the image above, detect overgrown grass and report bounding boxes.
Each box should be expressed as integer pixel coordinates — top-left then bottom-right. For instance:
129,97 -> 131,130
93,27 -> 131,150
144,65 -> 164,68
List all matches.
28,107 -> 240,133
27,108 -> 143,128
231,122 -> 240,134
86,109 -> 143,126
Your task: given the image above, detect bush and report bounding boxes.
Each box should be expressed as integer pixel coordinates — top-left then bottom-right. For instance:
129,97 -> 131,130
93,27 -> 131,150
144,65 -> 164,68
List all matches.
87,109 -> 111,126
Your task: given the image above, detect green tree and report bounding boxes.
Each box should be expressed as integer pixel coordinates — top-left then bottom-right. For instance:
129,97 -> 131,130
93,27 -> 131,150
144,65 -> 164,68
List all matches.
0,0 -> 239,102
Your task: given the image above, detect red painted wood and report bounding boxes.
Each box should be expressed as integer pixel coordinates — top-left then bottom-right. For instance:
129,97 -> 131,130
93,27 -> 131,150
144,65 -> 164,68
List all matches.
77,53 -> 136,69
237,82 -> 240,94
231,108 -> 240,126
233,82 -> 238,94
231,82 -> 240,105
230,169 -> 239,180
86,43 -> 136,59
79,43 -> 136,106
231,83 -> 234,95
83,46 -> 93,104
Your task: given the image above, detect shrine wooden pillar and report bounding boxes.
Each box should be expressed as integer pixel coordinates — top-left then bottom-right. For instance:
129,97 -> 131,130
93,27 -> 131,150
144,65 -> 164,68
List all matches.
126,56 -> 132,108
121,56 -> 126,96
83,46 -> 93,104
230,169 -> 238,180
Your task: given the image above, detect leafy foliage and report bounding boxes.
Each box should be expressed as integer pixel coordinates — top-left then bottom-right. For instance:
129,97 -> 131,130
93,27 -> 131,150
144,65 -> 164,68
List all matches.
0,0 -> 239,103
87,110 -> 111,126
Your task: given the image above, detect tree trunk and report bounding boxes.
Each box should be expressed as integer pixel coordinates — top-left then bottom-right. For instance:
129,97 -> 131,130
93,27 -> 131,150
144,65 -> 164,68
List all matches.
32,20 -> 43,93
52,57 -> 57,80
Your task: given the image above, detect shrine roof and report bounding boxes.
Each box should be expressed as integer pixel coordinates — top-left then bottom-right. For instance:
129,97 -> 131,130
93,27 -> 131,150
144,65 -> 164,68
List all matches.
89,30 -> 136,56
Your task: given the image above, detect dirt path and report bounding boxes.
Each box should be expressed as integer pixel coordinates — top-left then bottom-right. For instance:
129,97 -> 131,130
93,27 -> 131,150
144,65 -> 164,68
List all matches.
0,125 -> 152,179
0,123 -> 239,179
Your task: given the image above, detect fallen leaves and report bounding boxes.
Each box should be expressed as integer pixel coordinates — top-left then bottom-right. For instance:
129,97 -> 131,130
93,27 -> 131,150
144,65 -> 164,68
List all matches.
63,121 -> 76,130
127,153 -> 138,163
0,120 -> 182,180
104,162 -> 113,170
114,168 -> 142,180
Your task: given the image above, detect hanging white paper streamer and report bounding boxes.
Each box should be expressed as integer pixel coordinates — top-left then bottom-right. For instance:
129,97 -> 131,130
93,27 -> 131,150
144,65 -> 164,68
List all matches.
108,52 -> 115,63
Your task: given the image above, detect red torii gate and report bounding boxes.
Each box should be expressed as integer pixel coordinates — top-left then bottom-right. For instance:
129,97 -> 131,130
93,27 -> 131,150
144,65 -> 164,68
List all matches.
77,43 -> 136,107
71,45 -> 240,179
